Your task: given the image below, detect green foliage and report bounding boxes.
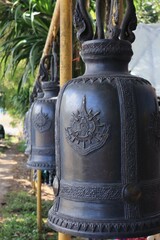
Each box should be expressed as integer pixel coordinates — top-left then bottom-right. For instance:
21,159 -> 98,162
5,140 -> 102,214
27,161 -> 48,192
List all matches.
89,0 -> 96,20
5,134 -> 20,143
0,191 -> 56,240
0,0 -> 159,119
0,64 -> 31,118
0,0 -> 56,118
0,135 -> 25,153
0,0 -> 56,87
88,0 -> 160,24
0,145 -> 6,153
17,139 -> 26,152
134,0 -> 160,23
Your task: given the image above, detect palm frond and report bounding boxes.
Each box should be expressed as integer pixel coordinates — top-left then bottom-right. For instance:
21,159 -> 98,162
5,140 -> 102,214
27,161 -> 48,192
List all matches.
0,0 -> 56,89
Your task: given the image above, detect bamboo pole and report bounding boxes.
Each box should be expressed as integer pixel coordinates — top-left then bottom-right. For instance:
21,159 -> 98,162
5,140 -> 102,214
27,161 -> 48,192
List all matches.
37,170 -> 42,233
59,233 -> 72,240
42,0 -> 60,58
31,0 -> 60,100
58,0 -> 72,239
60,0 -> 72,87
118,0 -> 124,27
86,0 -> 90,9
31,170 -> 36,193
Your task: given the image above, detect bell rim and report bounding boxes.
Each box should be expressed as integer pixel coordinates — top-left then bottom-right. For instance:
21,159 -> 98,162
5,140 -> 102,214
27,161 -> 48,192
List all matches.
26,161 -> 55,171
81,39 -> 133,62
82,38 -> 131,45
48,210 -> 160,239
41,81 -> 59,91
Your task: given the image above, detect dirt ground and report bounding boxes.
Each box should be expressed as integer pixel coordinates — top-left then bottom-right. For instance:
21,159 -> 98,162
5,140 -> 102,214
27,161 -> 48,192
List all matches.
0,112 -> 23,137
0,139 -> 54,221
0,112 -> 54,223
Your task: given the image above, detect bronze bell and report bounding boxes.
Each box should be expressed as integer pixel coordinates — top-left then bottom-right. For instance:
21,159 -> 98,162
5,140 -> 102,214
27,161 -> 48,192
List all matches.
27,42 -> 59,170
24,109 -> 30,155
48,1 -> 160,239
24,72 -> 44,156
27,81 -> 59,170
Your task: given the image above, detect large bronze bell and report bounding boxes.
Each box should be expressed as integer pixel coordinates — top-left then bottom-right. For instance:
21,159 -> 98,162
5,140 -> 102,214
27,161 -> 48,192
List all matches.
48,1 -> 160,239
27,42 -> 59,170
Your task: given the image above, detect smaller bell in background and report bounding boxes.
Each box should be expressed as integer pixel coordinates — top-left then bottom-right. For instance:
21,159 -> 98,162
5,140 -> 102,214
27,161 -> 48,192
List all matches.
24,78 -> 44,156
24,110 -> 30,155
26,41 -> 59,172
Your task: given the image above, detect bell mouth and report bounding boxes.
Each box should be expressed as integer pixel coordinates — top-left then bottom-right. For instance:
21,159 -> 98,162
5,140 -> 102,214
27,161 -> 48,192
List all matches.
81,39 -> 133,62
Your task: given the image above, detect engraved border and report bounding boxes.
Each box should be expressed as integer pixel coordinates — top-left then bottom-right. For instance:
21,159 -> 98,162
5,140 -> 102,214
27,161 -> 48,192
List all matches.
60,182 -> 122,201
116,78 -> 140,219
48,209 -> 160,238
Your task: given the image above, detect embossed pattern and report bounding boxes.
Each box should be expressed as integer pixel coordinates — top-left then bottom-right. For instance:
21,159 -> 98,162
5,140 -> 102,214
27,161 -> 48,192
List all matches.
65,96 -> 110,155
120,0 -> 137,43
60,182 -> 122,201
33,108 -> 52,133
149,112 -> 160,149
48,209 -> 160,237
27,161 -> 54,169
50,72 -> 160,237
82,41 -> 133,59
32,147 -> 55,156
72,75 -> 150,86
142,179 -> 160,200
73,0 -> 93,42
116,78 -> 140,219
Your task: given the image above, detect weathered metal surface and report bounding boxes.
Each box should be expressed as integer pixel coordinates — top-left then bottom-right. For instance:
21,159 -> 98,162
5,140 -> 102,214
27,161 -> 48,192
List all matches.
26,43 -> 59,171
48,0 -> 160,238
26,81 -> 59,170
48,38 -> 160,238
